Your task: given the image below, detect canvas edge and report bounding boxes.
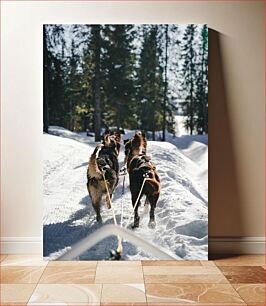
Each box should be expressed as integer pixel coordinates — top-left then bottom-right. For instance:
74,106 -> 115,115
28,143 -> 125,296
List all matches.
0,236 -> 264,255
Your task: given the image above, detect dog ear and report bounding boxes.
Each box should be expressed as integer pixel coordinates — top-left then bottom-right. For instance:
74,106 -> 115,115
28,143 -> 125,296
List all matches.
135,131 -> 142,136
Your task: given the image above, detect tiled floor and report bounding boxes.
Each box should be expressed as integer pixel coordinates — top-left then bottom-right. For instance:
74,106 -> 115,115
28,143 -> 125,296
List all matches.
0,255 -> 265,305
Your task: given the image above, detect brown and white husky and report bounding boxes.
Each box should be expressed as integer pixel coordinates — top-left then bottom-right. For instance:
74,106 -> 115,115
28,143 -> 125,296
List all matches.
87,135 -> 119,223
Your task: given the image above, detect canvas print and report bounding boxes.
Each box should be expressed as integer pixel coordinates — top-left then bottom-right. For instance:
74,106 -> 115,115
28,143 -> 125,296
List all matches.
43,24 -> 208,260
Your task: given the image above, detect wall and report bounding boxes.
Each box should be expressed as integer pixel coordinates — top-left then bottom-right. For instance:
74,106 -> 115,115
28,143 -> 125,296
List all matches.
1,1 -> 265,254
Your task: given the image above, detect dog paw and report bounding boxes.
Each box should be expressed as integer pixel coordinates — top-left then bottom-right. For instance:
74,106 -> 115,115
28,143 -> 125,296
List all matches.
148,220 -> 156,229
131,223 -> 139,229
96,216 -> 103,224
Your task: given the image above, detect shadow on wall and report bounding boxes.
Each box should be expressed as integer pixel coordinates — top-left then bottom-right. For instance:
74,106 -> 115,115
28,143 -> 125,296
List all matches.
208,29 -> 244,251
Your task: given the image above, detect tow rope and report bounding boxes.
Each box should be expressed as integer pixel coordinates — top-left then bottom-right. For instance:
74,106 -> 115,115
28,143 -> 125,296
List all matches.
100,143 -> 153,260
101,167 -> 149,260
101,170 -> 123,259
119,167 -> 127,227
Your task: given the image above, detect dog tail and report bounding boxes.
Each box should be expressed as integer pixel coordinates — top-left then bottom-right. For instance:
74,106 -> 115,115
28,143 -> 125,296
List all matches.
88,144 -> 103,179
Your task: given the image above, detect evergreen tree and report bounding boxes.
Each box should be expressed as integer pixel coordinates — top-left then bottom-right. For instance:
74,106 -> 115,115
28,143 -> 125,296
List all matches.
44,24 -> 186,138
43,25 -> 50,133
162,24 -> 169,141
77,25 -> 103,140
76,25 -> 95,132
180,24 -> 197,135
195,25 -> 208,134
43,25 -> 66,131
137,25 -> 165,140
49,49 -> 67,127
102,25 -> 137,129
91,25 -> 102,141
65,39 -> 82,131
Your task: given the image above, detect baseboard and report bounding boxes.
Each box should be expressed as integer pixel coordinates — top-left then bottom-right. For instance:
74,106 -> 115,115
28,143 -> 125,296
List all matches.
209,236 -> 265,255
0,236 -> 265,255
0,237 -> 42,254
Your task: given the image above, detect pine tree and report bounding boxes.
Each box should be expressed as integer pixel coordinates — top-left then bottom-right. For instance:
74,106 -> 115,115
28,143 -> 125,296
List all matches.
91,25 -> 102,141
180,24 -> 197,135
78,25 -> 104,140
49,50 -> 67,127
65,39 -> 82,131
44,25 -> 66,130
162,24 -> 169,141
195,25 -> 208,134
75,25 -> 95,132
102,25 -> 137,129
137,25 -> 165,140
43,25 -> 50,133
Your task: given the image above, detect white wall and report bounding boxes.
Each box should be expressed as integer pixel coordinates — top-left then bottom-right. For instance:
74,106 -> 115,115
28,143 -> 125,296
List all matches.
1,1 -> 265,254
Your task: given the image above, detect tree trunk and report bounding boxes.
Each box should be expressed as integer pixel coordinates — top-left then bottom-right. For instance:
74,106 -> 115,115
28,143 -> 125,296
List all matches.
152,123 -> 155,140
43,26 -> 49,133
189,44 -> 193,135
93,26 -> 101,142
162,24 -> 168,141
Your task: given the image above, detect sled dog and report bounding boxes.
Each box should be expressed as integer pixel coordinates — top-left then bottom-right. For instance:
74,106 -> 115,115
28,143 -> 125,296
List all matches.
125,131 -> 160,229
87,135 -> 119,223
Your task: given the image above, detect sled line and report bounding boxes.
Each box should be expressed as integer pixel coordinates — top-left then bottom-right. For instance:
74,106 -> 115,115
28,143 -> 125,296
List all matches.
102,171 -> 123,255
103,168 -> 150,258
119,165 -> 127,226
124,174 -> 149,229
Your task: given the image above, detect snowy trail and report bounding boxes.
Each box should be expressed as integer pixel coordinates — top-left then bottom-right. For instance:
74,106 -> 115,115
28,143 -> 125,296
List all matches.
43,127 -> 208,260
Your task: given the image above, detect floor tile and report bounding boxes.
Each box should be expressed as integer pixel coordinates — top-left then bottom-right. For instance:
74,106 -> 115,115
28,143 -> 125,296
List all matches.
214,255 -> 265,267
0,284 -> 36,304
39,266 -> 96,284
143,265 -> 228,284
142,260 -> 201,266
145,283 -> 245,304
101,284 -> 146,304
219,266 -> 265,284
1,255 -> 48,267
200,260 -> 216,266
1,304 -> 27,306
48,260 -> 97,267
147,301 -> 246,306
28,284 -> 102,305
101,304 -> 146,306
98,260 -> 141,266
95,261 -> 144,283
1,266 -> 45,284
233,284 -> 266,303
0,254 -> 8,262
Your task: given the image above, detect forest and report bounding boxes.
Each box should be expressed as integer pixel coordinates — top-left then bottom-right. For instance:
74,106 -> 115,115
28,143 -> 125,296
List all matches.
43,24 -> 208,141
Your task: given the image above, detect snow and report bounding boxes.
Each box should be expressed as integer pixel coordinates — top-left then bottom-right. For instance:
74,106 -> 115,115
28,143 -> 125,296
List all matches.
175,115 -> 188,137
43,127 -> 208,260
